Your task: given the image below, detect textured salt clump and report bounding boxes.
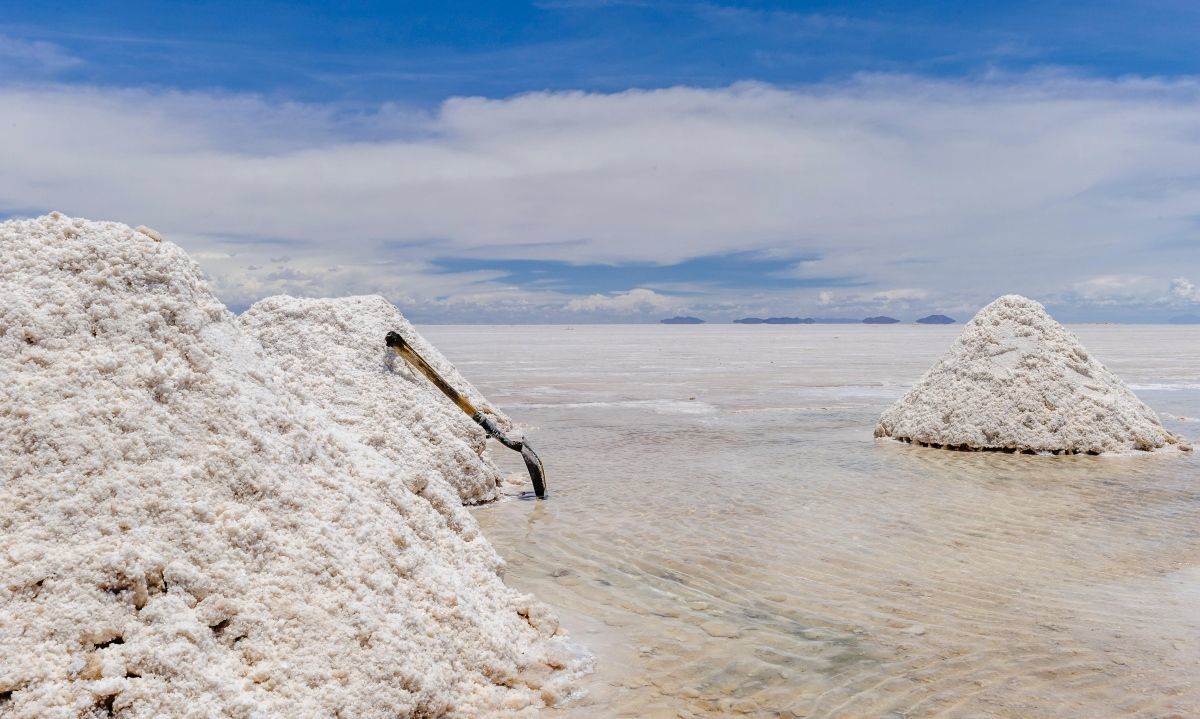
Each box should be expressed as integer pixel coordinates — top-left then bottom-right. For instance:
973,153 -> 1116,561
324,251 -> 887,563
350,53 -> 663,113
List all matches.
0,214 -> 583,718
240,296 -> 506,505
876,295 -> 1191,454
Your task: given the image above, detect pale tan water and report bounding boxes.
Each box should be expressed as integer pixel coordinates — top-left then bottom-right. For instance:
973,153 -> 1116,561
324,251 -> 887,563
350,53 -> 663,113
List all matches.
423,325 -> 1200,719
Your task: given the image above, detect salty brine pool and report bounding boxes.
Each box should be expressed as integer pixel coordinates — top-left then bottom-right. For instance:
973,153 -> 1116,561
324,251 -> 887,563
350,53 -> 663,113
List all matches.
423,325 -> 1200,719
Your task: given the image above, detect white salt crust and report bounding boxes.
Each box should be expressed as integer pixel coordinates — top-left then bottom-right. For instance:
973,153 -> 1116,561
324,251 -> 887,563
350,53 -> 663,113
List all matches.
0,214 -> 583,718
876,295 -> 1191,454
240,295 -> 506,505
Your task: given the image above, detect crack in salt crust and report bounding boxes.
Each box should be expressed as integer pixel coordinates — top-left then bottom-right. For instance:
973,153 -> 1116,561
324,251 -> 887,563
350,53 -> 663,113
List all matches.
0,214 -> 584,718
875,295 -> 1191,454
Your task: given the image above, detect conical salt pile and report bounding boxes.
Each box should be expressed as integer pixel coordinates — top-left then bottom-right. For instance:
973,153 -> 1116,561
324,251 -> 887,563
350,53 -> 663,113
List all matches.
0,214 -> 581,718
876,295 -> 1191,454
239,296 -> 506,505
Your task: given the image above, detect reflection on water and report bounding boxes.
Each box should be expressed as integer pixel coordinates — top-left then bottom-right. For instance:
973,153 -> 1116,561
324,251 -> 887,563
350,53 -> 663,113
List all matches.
424,325 -> 1200,718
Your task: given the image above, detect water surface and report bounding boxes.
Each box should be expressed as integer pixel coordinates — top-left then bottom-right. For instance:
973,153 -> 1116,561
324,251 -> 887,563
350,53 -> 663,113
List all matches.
423,325 -> 1200,718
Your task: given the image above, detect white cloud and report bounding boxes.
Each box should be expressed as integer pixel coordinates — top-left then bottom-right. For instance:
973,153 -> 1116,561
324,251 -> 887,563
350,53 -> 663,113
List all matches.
793,286 -> 943,319
564,288 -> 679,313
1170,277 -> 1200,303
869,288 -> 929,303
2,76 -> 1200,319
1052,274 -> 1200,308
0,35 -> 81,75
1070,274 -> 1161,303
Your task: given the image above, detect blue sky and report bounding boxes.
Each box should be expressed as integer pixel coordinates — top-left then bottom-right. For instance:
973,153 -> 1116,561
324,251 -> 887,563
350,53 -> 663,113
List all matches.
3,1 -> 1200,321
9,1 -> 1200,100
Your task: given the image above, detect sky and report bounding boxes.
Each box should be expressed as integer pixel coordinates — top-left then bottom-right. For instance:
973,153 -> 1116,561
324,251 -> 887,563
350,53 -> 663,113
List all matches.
2,1 -> 1200,322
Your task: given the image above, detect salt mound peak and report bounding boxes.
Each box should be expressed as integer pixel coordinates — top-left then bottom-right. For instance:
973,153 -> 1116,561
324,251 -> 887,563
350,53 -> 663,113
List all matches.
876,294 -> 1191,454
0,214 -> 582,717
239,295 -> 506,505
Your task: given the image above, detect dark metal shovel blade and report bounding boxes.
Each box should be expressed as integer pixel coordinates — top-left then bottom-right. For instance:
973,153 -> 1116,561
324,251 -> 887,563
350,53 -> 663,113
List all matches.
520,443 -> 547,499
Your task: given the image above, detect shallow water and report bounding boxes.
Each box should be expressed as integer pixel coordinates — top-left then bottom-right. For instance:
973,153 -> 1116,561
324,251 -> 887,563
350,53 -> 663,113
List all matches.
423,325 -> 1200,719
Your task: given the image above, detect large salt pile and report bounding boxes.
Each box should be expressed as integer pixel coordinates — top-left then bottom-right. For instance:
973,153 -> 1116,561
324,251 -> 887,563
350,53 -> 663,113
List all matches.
240,296 -> 508,505
0,214 -> 580,718
876,294 -> 1191,454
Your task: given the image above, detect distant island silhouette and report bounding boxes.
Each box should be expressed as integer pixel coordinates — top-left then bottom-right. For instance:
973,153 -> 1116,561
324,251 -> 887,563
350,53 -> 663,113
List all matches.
734,317 -> 864,324
862,316 -> 900,324
916,314 -> 956,324
734,317 -> 812,324
660,316 -> 705,324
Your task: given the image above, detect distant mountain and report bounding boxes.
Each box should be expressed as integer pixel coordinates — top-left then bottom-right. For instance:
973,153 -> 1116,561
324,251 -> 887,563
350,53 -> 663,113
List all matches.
660,316 -> 705,324
1168,314 -> 1200,325
734,316 -> 862,324
734,317 -> 820,324
916,314 -> 955,324
862,316 -> 900,324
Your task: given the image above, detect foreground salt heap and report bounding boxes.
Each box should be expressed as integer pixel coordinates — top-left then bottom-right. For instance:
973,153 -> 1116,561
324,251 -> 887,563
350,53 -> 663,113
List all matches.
876,295 -> 1190,454
0,214 -> 579,718
240,296 -> 506,505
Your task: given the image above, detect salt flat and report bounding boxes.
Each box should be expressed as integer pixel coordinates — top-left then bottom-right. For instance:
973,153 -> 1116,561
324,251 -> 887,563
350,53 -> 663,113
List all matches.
424,324 -> 1200,719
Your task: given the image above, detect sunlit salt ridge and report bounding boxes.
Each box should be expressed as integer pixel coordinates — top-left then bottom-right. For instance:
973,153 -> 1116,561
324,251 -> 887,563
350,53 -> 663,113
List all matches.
876,294 -> 1191,454
0,214 -> 583,717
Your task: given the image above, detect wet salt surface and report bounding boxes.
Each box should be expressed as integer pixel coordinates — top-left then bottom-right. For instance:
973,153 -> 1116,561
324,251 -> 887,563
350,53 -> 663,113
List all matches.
424,325 -> 1200,718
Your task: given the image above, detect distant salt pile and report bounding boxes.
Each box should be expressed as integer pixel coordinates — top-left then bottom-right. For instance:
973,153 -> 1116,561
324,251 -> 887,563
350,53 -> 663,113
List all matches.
240,295 -> 506,505
876,295 -> 1191,454
0,214 -> 580,717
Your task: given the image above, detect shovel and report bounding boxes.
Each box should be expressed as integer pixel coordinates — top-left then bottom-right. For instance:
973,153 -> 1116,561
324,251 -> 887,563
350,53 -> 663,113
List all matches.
386,331 -> 547,499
